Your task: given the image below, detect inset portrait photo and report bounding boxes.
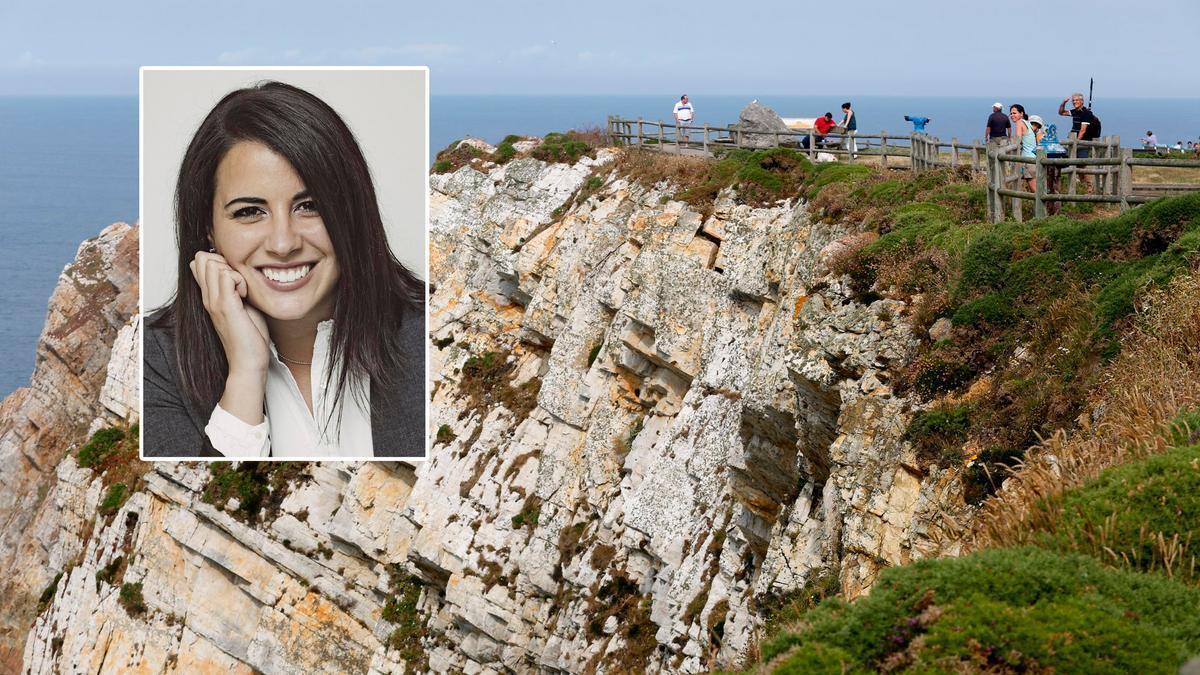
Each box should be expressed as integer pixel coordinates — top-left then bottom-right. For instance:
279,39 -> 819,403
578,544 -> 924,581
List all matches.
140,67 -> 428,460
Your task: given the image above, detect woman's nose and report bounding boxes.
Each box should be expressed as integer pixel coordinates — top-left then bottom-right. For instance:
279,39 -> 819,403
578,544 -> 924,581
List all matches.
264,212 -> 303,256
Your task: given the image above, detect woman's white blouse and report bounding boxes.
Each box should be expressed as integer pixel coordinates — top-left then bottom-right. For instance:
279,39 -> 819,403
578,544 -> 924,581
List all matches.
203,320 -> 373,457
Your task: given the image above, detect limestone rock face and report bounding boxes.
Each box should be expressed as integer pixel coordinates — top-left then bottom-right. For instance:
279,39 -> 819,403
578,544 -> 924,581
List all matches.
420,150 -> 967,672
736,101 -> 792,148
10,145 -> 970,674
0,223 -> 138,671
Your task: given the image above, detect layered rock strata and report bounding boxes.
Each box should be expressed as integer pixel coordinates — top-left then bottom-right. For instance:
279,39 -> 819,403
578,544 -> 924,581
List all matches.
420,152 -> 964,672
0,223 -> 138,671
13,149 -> 970,674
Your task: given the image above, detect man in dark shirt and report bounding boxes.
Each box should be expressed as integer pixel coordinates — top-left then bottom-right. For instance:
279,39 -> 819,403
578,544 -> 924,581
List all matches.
1058,92 -> 1098,193
985,102 -> 1010,143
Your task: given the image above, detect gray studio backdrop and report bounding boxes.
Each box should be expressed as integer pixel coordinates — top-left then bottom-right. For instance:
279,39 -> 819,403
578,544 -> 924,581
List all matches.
141,68 -> 427,311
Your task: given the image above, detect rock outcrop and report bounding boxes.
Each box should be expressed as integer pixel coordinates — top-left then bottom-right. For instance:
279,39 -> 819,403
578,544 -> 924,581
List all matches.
735,101 -> 792,149
11,147 -> 969,674
0,223 -> 138,671
420,151 -> 964,672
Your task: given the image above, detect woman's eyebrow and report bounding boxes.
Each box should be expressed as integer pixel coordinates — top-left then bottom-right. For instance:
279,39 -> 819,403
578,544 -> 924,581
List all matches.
291,190 -> 311,202
223,196 -> 266,208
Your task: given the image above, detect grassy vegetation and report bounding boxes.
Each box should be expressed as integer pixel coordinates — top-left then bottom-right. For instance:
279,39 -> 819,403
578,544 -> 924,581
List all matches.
430,140 -> 488,174
118,582 -> 146,616
200,462 -> 312,525
382,564 -> 426,667
458,350 -> 541,421
746,400 -> 1200,673
754,546 -> 1200,674
826,191 -> 1200,500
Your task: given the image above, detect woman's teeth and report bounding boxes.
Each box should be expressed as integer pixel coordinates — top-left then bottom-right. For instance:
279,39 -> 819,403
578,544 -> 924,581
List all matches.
262,264 -> 312,283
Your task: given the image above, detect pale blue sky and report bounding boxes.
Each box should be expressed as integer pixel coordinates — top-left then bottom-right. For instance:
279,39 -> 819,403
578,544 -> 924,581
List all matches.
1,0 -> 1196,97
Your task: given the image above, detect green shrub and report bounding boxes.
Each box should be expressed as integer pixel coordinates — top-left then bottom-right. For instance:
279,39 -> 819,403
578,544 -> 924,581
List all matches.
37,572 -> 63,612
766,547 -> 1200,673
201,462 -> 311,525
1033,443 -> 1200,583
804,163 -> 872,198
492,142 -> 517,164
118,582 -> 147,616
435,424 -> 456,445
907,405 -> 972,464
382,565 -> 426,664
97,483 -> 128,516
531,131 -> 595,164
77,427 -> 126,468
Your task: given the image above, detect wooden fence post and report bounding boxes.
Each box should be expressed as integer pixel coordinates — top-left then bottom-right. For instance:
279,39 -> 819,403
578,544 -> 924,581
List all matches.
1119,147 -> 1133,212
1034,149 -> 1047,219
658,120 -> 664,152
703,123 -> 709,155
951,137 -> 959,169
986,145 -> 996,222
1067,138 -> 1078,194
637,118 -> 644,147
973,141 -> 981,174
808,129 -> 815,160
880,131 -> 888,169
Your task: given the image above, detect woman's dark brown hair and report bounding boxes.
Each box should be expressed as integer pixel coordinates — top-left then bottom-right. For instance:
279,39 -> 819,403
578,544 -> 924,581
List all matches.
153,80 -> 423,424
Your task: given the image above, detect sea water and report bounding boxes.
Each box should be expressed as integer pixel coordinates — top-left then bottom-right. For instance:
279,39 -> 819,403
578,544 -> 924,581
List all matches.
0,96 -> 138,398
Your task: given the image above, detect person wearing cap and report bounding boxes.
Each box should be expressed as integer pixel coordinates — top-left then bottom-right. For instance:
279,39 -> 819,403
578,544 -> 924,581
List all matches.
985,102 -> 1010,144
673,94 -> 694,143
1027,114 -> 1061,215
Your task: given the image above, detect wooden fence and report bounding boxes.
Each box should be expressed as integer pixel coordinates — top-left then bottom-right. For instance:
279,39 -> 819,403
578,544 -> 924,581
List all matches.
986,136 -> 1200,222
607,116 -> 973,170
606,116 -> 1200,221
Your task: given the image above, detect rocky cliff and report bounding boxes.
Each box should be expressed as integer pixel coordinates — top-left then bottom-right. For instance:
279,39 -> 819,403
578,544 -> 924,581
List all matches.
419,151 -> 965,672
0,223 -> 138,671
12,149 -> 972,674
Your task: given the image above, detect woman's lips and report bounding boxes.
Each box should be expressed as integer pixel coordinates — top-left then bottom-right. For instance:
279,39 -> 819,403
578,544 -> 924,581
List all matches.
257,262 -> 315,291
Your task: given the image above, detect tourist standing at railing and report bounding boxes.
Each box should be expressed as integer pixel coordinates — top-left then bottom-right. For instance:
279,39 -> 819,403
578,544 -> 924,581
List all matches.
1058,92 -> 1099,193
1142,131 -> 1158,148
840,102 -> 857,158
673,94 -> 694,143
1012,104 -> 1037,193
1028,115 -> 1061,215
985,102 -> 1010,144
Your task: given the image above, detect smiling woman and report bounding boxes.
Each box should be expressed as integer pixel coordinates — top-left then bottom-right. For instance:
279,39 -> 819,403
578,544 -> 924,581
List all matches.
141,73 -> 427,459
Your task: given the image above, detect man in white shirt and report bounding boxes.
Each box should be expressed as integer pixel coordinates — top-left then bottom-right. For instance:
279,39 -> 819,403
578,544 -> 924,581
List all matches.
673,94 -> 694,143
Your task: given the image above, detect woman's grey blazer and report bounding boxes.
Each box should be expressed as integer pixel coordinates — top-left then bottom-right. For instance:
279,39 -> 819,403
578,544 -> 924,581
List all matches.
142,304 -> 426,458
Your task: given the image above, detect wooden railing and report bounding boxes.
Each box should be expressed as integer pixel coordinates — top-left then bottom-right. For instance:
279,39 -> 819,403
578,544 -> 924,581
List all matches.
986,136 -> 1200,222
606,116 -> 982,171
606,116 -> 1200,220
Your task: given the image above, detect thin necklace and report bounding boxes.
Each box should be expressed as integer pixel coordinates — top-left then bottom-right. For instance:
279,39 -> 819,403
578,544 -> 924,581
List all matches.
278,353 -> 312,366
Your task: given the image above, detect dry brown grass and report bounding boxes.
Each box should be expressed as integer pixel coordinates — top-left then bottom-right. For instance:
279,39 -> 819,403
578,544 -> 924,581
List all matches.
612,149 -> 714,195
947,269 -> 1200,553
1133,165 -> 1200,185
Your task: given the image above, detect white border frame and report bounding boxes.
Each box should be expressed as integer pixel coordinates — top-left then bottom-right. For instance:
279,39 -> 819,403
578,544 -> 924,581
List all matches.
138,65 -> 431,462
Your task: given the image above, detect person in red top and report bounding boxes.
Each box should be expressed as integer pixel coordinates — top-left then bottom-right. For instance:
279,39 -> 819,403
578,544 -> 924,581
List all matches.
803,112 -> 836,149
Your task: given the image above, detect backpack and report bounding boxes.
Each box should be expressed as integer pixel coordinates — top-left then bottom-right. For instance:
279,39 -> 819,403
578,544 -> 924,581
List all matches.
1086,110 -> 1101,140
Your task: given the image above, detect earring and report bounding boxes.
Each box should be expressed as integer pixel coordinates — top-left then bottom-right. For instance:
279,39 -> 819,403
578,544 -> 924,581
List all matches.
208,245 -> 216,253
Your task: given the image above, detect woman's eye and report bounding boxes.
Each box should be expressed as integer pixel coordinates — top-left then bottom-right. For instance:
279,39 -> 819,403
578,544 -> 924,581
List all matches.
295,200 -> 319,215
232,206 -> 265,219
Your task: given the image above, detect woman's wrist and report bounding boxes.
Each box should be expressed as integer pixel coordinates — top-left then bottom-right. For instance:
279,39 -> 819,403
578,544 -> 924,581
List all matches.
220,369 -> 267,426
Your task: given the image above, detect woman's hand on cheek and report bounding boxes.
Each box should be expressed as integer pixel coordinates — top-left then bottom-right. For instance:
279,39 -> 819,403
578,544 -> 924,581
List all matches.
190,251 -> 271,377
